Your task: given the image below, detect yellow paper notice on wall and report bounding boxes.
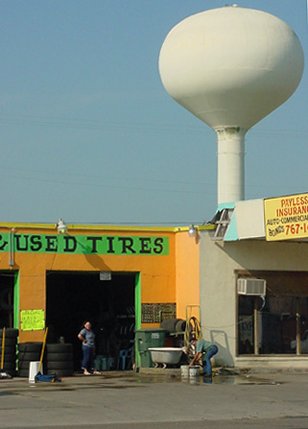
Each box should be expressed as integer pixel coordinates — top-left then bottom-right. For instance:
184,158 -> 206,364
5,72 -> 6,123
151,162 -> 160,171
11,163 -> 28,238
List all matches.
20,309 -> 45,331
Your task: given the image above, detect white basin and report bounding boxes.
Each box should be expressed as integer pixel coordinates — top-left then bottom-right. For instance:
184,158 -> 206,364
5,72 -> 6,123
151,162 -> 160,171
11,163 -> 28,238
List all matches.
148,347 -> 183,368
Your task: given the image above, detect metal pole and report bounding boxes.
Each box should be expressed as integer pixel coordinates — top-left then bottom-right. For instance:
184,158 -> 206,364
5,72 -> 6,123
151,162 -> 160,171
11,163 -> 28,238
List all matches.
296,298 -> 301,355
254,298 -> 259,355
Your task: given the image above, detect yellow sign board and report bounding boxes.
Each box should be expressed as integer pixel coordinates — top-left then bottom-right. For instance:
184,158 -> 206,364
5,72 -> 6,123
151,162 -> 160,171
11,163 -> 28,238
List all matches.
20,309 -> 45,331
264,193 -> 308,241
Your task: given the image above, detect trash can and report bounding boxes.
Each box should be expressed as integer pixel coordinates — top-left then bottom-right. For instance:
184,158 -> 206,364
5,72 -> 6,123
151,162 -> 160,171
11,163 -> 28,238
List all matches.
135,329 -> 167,368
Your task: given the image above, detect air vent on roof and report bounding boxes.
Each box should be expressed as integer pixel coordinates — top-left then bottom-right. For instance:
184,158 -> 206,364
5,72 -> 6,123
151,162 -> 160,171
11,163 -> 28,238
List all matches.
237,278 -> 266,296
212,208 -> 233,240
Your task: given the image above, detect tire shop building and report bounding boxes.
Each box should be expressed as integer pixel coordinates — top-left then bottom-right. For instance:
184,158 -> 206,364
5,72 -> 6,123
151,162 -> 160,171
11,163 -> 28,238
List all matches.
0,222 -> 204,375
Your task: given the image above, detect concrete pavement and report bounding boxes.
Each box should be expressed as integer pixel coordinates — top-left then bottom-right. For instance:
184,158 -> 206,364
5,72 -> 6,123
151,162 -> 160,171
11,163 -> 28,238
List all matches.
1,369 -> 308,428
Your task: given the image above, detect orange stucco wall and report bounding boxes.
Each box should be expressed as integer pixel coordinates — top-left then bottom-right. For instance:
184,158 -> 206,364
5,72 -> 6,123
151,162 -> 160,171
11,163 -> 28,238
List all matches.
175,231 -> 200,321
0,225 -> 178,342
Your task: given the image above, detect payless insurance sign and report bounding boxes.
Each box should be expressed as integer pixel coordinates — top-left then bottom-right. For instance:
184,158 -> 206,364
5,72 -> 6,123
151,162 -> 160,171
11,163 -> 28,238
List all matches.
264,193 -> 308,241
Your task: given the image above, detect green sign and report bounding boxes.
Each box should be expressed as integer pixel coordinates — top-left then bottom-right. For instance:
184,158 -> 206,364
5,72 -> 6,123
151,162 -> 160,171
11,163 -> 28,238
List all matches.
20,309 -> 45,331
0,233 -> 169,255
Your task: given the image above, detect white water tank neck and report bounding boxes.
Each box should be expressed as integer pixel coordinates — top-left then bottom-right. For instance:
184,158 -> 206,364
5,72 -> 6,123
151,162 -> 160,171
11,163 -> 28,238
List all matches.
215,127 -> 246,204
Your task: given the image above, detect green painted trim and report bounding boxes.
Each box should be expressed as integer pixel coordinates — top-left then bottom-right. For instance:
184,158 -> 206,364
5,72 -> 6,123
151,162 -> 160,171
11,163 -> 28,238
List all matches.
13,271 -> 20,329
135,273 -> 141,368
217,202 -> 235,210
224,211 -> 239,241
135,273 -> 141,329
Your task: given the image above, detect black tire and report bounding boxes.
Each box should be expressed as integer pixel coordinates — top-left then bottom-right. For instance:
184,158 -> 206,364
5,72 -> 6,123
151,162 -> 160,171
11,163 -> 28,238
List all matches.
18,369 -> 29,377
3,361 -> 16,370
47,352 -> 73,362
0,345 -> 17,355
1,352 -> 16,361
46,343 -> 73,353
18,360 -> 42,369
175,319 -> 186,332
47,368 -> 73,377
0,328 -> 19,339
0,350 -> 16,366
18,360 -> 40,369
17,361 -> 31,370
160,318 -> 181,333
18,343 -> 42,353
47,361 -> 73,370
1,338 -> 17,347
18,351 -> 41,361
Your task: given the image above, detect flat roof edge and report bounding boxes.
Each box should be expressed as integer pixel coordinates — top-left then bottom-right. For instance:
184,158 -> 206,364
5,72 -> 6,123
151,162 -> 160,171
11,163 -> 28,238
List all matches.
0,223 -> 215,233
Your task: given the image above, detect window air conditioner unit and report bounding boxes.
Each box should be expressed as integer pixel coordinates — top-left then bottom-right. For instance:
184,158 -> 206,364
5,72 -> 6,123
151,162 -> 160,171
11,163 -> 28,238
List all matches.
237,278 -> 266,296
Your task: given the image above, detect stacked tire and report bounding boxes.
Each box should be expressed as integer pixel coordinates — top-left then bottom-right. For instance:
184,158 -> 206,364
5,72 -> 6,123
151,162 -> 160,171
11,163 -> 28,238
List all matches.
46,343 -> 74,377
18,342 -> 42,378
160,318 -> 186,334
0,328 -> 18,377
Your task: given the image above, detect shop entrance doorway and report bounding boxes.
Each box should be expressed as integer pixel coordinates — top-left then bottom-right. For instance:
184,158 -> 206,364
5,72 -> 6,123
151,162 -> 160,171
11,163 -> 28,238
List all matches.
0,271 -> 17,328
237,270 -> 308,355
46,271 -> 137,371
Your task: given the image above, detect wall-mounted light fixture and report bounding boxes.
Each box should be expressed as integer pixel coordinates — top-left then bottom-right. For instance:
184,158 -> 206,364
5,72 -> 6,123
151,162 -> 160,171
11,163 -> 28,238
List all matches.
56,218 -> 68,234
188,224 -> 198,238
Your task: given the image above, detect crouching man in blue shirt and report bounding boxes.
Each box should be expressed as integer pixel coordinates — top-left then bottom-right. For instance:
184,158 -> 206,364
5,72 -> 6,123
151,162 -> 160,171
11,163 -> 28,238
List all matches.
189,334 -> 218,377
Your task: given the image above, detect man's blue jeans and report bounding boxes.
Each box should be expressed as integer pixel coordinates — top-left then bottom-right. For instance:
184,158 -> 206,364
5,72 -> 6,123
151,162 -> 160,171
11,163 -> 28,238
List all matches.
82,345 -> 94,371
202,345 -> 218,376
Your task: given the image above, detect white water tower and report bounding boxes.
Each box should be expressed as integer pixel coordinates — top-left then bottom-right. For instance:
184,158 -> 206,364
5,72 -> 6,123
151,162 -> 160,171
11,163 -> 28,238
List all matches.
159,6 -> 304,205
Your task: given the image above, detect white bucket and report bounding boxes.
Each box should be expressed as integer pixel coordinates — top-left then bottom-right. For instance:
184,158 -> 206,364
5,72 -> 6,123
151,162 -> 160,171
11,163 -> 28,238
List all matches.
29,361 -> 41,384
189,366 -> 200,378
180,365 -> 189,378
189,375 -> 199,385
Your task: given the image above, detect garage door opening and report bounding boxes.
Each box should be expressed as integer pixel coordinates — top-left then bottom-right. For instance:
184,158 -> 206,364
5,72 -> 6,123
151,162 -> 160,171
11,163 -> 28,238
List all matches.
46,271 -> 137,371
0,271 -> 18,328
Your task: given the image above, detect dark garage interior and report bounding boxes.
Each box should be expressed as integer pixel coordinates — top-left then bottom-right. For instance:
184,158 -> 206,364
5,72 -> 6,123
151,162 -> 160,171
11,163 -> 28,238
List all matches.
46,271 -> 136,371
0,271 -> 16,328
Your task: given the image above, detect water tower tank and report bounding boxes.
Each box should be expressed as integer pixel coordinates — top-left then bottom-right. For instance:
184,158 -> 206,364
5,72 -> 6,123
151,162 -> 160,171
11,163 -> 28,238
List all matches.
159,6 -> 304,204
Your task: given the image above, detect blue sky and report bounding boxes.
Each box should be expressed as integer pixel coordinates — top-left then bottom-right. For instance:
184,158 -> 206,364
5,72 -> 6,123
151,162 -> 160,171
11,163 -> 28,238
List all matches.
0,0 -> 307,225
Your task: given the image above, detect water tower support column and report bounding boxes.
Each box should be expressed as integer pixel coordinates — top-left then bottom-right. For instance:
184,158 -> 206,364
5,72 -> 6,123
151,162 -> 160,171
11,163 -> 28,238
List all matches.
216,127 -> 246,205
